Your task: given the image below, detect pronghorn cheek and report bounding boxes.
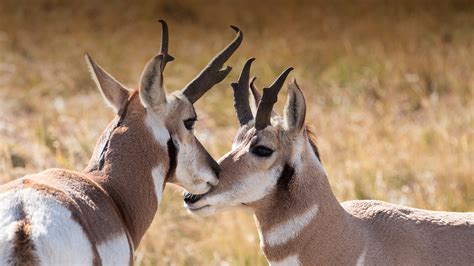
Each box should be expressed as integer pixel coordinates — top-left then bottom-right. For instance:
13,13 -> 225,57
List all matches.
144,110 -> 170,147
235,168 -> 281,204
151,166 -> 166,204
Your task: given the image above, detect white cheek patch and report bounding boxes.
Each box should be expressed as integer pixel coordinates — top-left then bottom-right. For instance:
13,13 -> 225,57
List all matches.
173,139 -> 217,194
265,204 -> 319,247
1,188 -> 95,265
145,109 -> 170,147
237,167 -> 281,203
151,166 -> 166,204
269,254 -> 300,266
204,167 -> 281,208
97,233 -> 130,265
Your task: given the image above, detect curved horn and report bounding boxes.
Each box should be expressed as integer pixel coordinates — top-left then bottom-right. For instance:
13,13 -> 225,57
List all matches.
182,26 -> 243,103
158,19 -> 175,66
231,58 -> 255,125
139,19 -> 175,107
254,67 -> 293,130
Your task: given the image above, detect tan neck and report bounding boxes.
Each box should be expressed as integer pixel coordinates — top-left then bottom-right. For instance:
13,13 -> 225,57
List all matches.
254,141 -> 363,262
84,95 -> 168,248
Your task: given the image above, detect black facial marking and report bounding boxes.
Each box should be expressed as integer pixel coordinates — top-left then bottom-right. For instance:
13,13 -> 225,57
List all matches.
276,163 -> 295,192
166,137 -> 178,179
207,154 -> 221,177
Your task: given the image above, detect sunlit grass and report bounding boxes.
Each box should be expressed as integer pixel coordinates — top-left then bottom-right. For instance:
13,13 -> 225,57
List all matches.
0,0 -> 473,264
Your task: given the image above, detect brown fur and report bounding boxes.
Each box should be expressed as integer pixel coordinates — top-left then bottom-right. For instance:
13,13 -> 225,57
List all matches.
223,122 -> 473,265
0,92 -> 166,264
85,93 -> 164,247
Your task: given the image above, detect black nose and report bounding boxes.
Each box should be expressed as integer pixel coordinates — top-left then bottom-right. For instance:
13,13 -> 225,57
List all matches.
184,192 -> 203,204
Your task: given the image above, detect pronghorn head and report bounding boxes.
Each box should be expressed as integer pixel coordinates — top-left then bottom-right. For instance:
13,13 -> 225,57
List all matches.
86,20 -> 242,195
185,58 -> 325,214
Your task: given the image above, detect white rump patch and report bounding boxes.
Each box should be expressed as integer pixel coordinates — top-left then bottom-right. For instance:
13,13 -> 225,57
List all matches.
0,188 -> 94,265
97,233 -> 131,266
269,255 -> 300,266
0,190 -> 21,264
265,204 -> 319,247
151,166 -> 166,204
145,110 -> 169,147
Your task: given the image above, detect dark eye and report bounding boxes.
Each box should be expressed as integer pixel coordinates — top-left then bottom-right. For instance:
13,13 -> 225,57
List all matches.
183,118 -> 196,130
251,145 -> 274,157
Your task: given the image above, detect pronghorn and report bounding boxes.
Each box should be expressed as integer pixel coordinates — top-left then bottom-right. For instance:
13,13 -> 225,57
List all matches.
185,59 -> 474,265
0,20 -> 243,265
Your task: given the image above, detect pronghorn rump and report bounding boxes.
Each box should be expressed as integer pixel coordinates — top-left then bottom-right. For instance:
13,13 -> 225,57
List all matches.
0,169 -> 133,265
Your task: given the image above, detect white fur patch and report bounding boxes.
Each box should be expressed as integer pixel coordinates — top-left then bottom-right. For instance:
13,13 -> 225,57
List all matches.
0,188 -> 94,265
204,167 -> 281,208
151,166 -> 166,204
0,190 -> 21,264
174,138 -> 218,194
356,245 -> 367,266
265,204 -> 319,247
269,255 -> 300,266
97,233 -> 130,266
145,109 -> 169,147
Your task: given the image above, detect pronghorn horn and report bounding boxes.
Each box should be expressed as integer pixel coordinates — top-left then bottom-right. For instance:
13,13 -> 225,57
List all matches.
182,26 -> 243,103
231,58 -> 255,125
139,19 -> 175,106
248,76 -> 260,116
254,67 -> 294,130
249,76 -> 279,118
158,19 -> 175,67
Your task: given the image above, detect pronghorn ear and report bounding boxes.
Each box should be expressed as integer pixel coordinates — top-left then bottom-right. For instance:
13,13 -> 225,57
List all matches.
85,53 -> 130,113
139,54 -> 168,109
283,78 -> 306,135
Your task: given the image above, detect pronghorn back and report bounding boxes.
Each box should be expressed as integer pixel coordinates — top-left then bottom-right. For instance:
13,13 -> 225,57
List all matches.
342,200 -> 474,265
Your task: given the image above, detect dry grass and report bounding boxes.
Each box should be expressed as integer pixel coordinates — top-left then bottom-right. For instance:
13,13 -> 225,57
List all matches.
0,0 -> 473,265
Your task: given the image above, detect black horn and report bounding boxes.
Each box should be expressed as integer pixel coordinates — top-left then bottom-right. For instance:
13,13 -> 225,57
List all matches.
254,67 -> 293,130
158,19 -> 175,66
182,26 -> 243,103
231,58 -> 255,125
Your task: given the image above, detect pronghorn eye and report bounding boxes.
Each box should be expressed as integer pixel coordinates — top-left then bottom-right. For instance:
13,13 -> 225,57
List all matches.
251,145 -> 274,157
183,118 -> 196,130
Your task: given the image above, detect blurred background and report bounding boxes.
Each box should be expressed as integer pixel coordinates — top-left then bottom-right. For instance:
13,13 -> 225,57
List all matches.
0,0 -> 473,265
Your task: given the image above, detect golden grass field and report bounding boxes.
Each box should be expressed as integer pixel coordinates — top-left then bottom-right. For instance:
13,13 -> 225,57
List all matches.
0,0 -> 473,265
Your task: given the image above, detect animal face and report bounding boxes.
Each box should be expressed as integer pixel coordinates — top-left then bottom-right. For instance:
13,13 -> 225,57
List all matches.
185,59 -> 320,214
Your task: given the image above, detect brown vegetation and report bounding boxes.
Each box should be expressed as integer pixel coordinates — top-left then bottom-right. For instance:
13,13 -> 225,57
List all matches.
1,0 -> 472,264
